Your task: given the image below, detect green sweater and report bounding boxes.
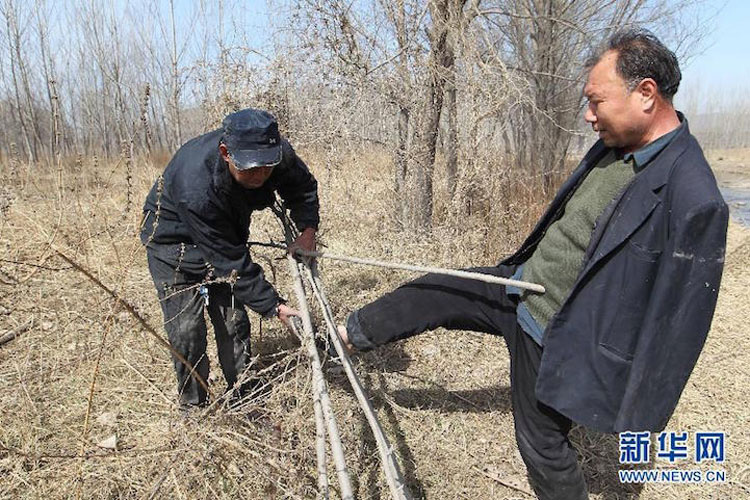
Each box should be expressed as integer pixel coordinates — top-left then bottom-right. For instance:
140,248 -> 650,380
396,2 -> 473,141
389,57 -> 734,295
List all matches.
521,151 -> 637,330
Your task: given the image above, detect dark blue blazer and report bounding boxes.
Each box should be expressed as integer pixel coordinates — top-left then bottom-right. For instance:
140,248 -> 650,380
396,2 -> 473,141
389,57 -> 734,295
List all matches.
503,117 -> 728,432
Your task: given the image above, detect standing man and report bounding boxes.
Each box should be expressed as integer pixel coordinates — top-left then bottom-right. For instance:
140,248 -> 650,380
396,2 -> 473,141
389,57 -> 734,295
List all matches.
141,108 -> 319,410
337,30 -> 728,499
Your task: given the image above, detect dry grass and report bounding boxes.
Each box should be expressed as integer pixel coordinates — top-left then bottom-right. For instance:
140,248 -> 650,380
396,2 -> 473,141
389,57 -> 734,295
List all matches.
1,146 -> 748,499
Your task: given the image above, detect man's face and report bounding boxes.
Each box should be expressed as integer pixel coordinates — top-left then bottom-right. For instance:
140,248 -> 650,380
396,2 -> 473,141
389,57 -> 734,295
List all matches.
220,144 -> 275,188
583,50 -> 648,152
228,161 -> 275,189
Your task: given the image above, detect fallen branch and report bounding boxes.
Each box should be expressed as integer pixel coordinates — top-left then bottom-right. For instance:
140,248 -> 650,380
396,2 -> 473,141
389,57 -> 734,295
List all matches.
287,254 -> 352,499
0,319 -> 32,346
304,261 -> 412,500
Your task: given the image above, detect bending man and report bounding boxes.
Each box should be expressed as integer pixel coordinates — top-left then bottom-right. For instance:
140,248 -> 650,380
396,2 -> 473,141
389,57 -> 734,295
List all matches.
141,108 -> 319,410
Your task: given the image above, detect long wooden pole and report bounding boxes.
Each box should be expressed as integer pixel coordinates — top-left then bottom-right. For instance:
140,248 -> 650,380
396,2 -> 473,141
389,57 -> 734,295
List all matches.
291,249 -> 545,294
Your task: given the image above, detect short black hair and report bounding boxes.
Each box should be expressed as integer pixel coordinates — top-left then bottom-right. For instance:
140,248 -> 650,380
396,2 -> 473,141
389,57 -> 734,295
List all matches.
586,28 -> 682,103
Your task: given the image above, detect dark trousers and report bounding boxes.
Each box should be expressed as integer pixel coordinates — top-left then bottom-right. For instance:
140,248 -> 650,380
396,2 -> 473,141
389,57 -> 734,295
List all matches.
347,265 -> 588,500
146,243 -> 251,406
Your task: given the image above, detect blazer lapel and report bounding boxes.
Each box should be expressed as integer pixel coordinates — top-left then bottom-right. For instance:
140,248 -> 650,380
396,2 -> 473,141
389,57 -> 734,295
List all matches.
582,178 -> 661,274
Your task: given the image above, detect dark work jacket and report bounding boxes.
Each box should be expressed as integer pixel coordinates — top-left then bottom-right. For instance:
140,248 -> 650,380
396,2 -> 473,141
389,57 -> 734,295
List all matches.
502,116 -> 728,433
141,129 -> 319,317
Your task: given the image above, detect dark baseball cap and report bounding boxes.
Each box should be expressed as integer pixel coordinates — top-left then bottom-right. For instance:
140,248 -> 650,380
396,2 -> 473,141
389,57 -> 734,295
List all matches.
222,108 -> 282,170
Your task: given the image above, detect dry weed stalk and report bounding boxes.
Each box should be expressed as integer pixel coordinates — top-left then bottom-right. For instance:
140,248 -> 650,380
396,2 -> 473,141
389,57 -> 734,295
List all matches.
53,247 -> 210,395
75,312 -> 117,499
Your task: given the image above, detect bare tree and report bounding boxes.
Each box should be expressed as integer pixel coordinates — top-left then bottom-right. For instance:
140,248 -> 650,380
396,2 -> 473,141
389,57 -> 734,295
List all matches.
292,0 -> 480,231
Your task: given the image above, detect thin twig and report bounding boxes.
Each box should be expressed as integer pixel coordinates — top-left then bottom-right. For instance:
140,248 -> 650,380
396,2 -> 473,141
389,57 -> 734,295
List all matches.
470,464 -> 535,497
0,443 -> 178,461
76,312 -> 117,500
120,357 -> 174,406
0,257 -> 71,271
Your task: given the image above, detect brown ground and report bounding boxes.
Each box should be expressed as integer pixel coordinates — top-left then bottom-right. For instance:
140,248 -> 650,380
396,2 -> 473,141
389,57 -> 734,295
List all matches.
0,147 -> 748,499
707,148 -> 750,189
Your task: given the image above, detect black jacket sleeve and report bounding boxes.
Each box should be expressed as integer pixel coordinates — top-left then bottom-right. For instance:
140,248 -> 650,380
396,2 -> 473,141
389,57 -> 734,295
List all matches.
176,189 -> 280,317
274,140 -> 320,231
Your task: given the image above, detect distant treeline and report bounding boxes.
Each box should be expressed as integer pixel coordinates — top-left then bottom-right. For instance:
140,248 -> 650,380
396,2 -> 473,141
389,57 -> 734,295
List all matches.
0,0 -> 727,230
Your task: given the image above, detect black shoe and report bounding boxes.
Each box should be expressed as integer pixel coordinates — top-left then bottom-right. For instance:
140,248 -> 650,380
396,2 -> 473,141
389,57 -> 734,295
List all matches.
227,377 -> 268,409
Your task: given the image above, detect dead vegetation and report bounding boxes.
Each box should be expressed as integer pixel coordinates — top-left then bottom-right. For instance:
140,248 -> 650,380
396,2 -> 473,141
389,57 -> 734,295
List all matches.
1,146 -> 748,499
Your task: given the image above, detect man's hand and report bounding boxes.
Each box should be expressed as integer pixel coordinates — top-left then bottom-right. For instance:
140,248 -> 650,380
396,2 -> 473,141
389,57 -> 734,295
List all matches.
276,303 -> 300,329
288,227 -> 316,258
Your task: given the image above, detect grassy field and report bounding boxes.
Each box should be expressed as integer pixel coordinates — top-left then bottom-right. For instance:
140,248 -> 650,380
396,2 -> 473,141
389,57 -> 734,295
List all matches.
1,147 -> 748,499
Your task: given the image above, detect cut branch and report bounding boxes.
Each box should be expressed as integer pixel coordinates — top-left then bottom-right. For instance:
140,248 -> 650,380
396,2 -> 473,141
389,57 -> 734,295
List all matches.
303,261 -> 412,500
287,256 -> 353,499
0,319 -> 33,347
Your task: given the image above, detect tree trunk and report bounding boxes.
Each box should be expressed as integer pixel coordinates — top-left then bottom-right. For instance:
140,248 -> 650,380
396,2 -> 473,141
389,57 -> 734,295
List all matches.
408,0 -> 464,231
4,4 -> 34,160
169,0 -> 183,147
445,82 -> 458,199
394,106 -> 410,229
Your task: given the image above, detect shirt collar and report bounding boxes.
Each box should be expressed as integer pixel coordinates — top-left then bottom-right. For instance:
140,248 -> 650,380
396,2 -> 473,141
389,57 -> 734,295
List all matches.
621,120 -> 684,171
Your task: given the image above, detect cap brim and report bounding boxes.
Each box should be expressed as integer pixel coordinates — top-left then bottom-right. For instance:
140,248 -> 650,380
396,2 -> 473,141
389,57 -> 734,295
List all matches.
231,146 -> 282,170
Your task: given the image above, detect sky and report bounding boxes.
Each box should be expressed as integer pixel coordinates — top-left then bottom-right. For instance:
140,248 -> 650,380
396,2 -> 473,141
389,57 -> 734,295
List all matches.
677,0 -> 750,108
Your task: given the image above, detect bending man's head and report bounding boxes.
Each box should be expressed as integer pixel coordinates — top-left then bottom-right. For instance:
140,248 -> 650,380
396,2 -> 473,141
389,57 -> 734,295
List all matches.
220,108 -> 282,189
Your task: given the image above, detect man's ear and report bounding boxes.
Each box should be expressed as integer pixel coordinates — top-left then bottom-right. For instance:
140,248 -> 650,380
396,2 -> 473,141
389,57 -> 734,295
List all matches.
637,78 -> 658,111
